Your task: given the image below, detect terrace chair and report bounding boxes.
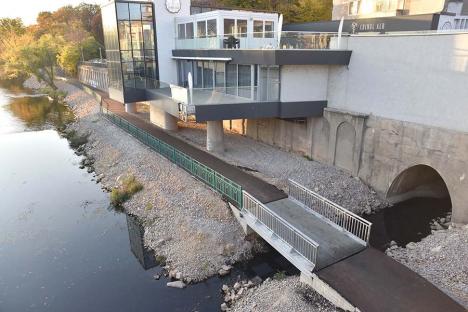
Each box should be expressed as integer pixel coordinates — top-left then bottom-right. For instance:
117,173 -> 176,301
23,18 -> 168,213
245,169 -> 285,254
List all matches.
223,35 -> 240,49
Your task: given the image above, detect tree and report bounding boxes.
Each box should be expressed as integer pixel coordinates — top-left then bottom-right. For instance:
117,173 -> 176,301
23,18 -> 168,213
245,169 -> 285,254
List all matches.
58,36 -> 101,76
219,0 -> 332,24
4,34 -> 64,89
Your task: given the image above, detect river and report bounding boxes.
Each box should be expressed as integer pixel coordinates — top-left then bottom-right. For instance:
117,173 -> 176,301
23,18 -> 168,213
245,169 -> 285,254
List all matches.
0,82 -> 295,312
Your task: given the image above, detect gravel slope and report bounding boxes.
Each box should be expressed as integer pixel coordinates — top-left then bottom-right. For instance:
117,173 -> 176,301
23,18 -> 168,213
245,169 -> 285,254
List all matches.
175,122 -> 387,215
51,79 -> 256,282
230,276 -> 343,312
386,224 -> 468,308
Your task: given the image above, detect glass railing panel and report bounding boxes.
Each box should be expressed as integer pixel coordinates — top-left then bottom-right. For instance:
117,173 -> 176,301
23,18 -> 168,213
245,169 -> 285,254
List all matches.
175,32 -> 348,50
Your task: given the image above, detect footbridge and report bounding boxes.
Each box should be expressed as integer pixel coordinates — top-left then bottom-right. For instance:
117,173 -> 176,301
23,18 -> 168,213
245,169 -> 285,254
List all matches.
95,94 -> 465,312
241,179 -> 371,273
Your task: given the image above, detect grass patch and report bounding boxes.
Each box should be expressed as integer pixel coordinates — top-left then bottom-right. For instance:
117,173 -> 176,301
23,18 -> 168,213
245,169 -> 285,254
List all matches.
273,270 -> 287,280
155,255 -> 167,266
303,155 -> 314,161
110,175 -> 143,207
145,202 -> 153,211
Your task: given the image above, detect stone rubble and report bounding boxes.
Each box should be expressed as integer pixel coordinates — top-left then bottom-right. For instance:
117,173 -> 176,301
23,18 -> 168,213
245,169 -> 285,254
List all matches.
227,276 -> 343,312
386,219 -> 468,308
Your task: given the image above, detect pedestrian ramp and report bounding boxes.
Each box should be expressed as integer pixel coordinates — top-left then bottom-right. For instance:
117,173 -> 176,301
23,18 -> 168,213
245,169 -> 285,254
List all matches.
241,179 -> 372,272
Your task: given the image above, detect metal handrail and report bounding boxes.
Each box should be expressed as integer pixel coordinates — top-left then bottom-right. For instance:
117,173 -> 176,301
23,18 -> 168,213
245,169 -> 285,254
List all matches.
288,179 -> 372,244
242,191 -> 318,265
100,103 -> 243,207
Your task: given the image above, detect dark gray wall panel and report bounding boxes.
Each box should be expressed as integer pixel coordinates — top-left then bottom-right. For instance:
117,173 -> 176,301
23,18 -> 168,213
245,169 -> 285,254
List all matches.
173,49 -> 352,65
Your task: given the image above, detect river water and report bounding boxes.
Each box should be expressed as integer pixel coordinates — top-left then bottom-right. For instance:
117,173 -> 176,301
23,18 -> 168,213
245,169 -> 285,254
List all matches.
0,82 -> 296,312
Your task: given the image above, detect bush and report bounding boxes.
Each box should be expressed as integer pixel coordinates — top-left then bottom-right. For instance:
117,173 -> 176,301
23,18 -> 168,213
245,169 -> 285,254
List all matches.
110,174 -> 143,208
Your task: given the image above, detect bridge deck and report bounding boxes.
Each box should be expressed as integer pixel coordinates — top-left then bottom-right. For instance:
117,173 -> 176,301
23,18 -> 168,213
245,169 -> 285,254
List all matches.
266,198 -> 366,270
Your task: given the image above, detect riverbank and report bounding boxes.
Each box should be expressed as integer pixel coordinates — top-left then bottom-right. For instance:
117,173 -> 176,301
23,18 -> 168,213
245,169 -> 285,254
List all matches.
25,76 -> 258,283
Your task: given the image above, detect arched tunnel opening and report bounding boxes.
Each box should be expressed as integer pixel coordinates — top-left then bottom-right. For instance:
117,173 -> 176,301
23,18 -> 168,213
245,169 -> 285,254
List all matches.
365,165 -> 452,251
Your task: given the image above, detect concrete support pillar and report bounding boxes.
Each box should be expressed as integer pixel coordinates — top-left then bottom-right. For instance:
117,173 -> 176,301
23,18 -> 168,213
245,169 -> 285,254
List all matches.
149,105 -> 178,131
125,103 -> 137,113
207,120 -> 225,153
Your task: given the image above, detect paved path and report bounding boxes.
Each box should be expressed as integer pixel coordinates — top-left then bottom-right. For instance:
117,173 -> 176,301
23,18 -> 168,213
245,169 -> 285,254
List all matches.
266,198 -> 365,270
317,247 -> 466,312
102,98 -> 287,205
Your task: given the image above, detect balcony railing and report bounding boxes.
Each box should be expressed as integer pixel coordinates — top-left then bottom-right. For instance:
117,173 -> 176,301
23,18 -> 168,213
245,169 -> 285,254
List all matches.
175,31 -> 347,50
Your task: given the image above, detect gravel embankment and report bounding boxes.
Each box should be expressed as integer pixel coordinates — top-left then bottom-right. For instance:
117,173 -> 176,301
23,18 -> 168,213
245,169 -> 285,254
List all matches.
386,222 -> 468,308
28,78 -> 257,282
175,123 -> 386,215
229,276 -> 343,312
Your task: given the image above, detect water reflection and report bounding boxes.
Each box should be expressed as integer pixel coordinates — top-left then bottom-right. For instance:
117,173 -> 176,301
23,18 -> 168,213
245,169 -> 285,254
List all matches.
365,197 -> 451,250
0,81 -> 74,134
126,214 -> 158,270
6,96 -> 74,130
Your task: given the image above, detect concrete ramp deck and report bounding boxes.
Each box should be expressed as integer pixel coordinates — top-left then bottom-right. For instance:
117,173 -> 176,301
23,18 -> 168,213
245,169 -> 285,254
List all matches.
317,247 -> 466,312
266,198 -> 366,270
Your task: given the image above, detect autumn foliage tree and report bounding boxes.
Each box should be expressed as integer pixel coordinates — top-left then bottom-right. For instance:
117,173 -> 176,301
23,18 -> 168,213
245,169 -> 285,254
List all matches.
0,3 -> 104,84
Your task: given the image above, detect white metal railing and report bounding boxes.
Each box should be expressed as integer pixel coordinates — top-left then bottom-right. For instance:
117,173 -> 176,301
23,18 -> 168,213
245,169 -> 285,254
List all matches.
242,191 -> 319,265
288,179 -> 372,244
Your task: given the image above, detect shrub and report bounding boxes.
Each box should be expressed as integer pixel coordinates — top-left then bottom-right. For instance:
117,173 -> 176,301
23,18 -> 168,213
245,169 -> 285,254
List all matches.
110,174 -> 143,208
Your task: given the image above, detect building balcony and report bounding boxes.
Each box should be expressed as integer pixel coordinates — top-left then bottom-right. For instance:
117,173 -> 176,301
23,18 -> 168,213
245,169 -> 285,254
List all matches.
144,79 -> 326,122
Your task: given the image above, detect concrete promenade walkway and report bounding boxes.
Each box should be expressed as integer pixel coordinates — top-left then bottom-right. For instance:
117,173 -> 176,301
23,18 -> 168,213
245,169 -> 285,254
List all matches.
98,94 -> 465,312
102,98 -> 286,205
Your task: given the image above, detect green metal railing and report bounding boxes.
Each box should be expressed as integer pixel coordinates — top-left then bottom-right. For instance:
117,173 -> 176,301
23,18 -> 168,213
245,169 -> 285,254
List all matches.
100,105 -> 243,207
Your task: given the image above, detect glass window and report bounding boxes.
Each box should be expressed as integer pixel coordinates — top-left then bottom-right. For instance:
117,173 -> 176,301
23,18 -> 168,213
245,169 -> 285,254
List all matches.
131,21 -> 143,50
207,19 -> 217,37
237,20 -> 247,37
215,62 -> 225,89
118,21 -> 131,50
144,49 -> 155,61
254,20 -> 263,38
146,61 -> 157,79
265,21 -> 274,38
238,65 -> 251,98
122,62 -> 135,87
141,4 -> 153,20
178,24 -> 185,39
186,23 -> 194,39
224,19 -> 235,36
203,62 -> 214,88
120,50 -> 132,62
117,2 -> 129,20
197,21 -> 206,38
129,3 -> 142,20
195,61 -> 203,88
132,49 -> 144,61
143,22 -> 155,49
226,64 -> 237,95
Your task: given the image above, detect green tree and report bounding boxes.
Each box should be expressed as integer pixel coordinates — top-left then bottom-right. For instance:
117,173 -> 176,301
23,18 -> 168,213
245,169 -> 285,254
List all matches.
5,34 -> 64,89
219,0 -> 332,24
58,36 -> 101,76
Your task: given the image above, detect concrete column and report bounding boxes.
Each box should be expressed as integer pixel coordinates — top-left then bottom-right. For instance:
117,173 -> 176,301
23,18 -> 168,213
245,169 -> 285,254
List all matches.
149,105 -> 178,131
125,103 -> 137,113
207,120 -> 225,153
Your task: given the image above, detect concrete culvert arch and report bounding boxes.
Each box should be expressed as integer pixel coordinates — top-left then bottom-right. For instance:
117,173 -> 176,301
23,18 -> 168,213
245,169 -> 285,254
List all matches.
386,164 -> 452,206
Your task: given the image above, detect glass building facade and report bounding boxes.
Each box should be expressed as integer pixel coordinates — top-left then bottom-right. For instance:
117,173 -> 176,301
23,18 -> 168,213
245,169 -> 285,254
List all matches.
102,1 -> 158,103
